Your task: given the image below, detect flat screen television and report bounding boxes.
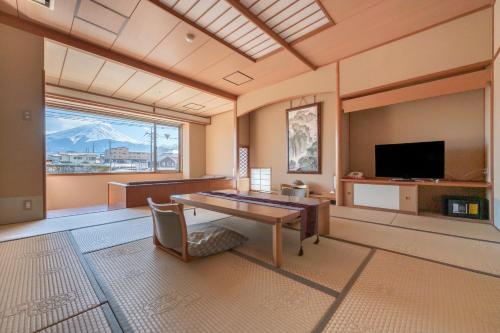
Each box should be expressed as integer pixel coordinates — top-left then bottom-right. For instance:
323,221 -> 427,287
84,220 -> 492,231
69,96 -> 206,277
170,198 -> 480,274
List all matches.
375,141 -> 445,179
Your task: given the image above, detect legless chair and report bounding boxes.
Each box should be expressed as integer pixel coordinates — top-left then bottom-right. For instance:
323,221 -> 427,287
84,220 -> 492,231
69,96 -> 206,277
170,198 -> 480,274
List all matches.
148,197 -> 248,262
147,197 -> 190,262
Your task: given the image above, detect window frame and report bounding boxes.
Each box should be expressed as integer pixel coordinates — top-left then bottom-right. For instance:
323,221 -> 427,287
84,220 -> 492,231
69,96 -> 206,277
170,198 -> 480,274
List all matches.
45,107 -> 183,176
238,145 -> 250,178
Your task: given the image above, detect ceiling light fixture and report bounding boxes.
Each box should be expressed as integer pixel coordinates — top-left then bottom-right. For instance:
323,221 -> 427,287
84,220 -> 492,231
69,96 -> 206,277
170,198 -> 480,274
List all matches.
185,33 -> 195,43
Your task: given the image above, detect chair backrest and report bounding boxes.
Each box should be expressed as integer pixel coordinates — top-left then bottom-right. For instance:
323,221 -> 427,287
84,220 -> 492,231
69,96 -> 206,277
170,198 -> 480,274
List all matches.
280,187 -> 308,198
147,198 -> 186,250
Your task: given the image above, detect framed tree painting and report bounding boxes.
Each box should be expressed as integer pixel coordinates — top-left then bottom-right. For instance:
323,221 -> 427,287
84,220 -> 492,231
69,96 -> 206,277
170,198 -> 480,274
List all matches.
286,102 -> 321,174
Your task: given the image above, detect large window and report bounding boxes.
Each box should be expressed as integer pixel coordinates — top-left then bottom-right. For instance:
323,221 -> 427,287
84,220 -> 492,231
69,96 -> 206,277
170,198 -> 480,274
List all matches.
46,108 -> 181,174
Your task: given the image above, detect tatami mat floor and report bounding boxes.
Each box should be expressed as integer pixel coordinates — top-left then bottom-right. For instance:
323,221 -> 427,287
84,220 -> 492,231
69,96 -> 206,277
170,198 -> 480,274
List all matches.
0,206 -> 500,332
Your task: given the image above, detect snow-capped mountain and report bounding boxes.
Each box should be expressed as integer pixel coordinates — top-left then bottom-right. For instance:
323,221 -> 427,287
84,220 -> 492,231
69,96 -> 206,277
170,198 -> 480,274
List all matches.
46,123 -> 150,153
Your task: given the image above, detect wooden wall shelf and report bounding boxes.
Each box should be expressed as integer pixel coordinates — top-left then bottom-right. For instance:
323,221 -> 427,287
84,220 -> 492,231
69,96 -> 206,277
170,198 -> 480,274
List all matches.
341,178 -> 491,189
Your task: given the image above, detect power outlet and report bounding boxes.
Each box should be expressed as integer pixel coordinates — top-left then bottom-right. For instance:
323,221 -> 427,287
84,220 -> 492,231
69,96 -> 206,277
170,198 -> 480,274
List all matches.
23,200 -> 32,210
23,111 -> 32,121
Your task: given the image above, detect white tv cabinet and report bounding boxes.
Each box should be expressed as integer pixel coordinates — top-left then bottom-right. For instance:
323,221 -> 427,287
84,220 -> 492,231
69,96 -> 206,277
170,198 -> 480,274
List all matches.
341,178 -> 491,215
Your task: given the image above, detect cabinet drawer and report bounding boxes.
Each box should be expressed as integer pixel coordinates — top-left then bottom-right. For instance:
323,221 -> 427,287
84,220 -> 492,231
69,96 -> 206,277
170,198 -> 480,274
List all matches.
399,186 -> 418,213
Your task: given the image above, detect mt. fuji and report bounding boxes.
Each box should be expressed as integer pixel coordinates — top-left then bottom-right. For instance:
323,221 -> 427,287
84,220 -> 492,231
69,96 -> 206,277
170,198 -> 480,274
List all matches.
46,123 -> 150,153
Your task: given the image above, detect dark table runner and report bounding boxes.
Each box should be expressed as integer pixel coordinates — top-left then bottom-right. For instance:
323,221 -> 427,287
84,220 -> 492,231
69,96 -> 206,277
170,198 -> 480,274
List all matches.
198,191 -> 318,241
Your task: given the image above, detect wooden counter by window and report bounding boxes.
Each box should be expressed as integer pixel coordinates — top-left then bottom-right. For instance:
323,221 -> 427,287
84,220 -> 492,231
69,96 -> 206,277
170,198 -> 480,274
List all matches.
108,177 -> 235,209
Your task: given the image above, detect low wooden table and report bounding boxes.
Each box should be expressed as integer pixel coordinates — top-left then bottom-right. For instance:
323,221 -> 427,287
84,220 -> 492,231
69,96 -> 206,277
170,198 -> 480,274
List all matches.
171,190 -> 330,268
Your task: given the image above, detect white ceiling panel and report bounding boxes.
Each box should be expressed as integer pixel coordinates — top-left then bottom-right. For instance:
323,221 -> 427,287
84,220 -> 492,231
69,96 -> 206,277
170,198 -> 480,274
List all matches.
247,38 -> 275,55
196,1 -> 231,28
248,0 -> 278,15
70,17 -> 117,49
266,1 -> 314,28
44,41 -> 67,84
273,3 -> 320,33
240,34 -> 269,52
113,71 -> 161,100
112,1 -> 180,59
173,0 -> 200,15
252,43 -> 281,58
258,0 -> 296,22
224,22 -> 256,43
158,0 -> 330,60
184,0 -> 218,21
135,80 -> 183,104
93,0 -> 141,17
88,61 -> 136,95
232,28 -> 263,48
77,0 -> 127,34
217,15 -> 247,38
206,7 -> 240,33
157,87 -> 200,107
59,49 -> 105,90
286,17 -> 330,42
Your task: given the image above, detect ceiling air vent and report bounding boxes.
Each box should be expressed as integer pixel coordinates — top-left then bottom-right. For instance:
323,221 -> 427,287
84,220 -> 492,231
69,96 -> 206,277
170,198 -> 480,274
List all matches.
31,0 -> 55,10
223,71 -> 254,86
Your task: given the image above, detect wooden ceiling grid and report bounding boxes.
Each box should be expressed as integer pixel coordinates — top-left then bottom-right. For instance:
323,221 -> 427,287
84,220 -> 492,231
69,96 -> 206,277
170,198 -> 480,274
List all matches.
44,40 -> 234,116
0,0 -> 494,116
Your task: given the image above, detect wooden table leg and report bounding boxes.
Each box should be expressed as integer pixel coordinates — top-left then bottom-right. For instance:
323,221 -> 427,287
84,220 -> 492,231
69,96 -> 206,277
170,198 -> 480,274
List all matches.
273,221 -> 283,268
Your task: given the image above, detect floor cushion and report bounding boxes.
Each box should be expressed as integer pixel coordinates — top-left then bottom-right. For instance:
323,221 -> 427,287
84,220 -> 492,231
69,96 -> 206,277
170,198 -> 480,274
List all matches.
187,223 -> 248,257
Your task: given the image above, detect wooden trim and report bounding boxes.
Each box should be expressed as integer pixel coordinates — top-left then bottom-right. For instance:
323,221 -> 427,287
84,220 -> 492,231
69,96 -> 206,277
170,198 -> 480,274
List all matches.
286,102 -> 322,174
0,11 -> 237,101
147,0 -> 256,63
42,70 -> 47,219
226,0 -> 317,70
234,101 -> 239,179
490,49 -> 496,224
342,69 -> 492,113
314,0 -> 335,24
340,60 -> 492,100
335,62 -> 343,205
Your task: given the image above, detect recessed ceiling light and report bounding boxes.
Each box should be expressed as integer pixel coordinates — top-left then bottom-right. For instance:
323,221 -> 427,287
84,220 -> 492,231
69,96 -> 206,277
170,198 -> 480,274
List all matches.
185,33 -> 195,43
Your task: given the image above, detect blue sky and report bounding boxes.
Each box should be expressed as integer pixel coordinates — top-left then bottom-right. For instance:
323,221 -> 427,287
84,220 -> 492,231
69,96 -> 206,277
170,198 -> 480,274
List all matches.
46,108 -> 179,144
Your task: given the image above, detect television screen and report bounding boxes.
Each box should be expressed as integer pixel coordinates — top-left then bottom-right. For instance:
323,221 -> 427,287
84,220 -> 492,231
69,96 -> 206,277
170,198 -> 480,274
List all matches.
375,141 -> 445,179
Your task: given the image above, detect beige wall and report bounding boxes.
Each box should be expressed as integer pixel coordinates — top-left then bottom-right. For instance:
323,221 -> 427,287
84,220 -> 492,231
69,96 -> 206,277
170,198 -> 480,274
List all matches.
495,2 -> 500,56
237,63 -> 337,116
0,23 -> 44,224
349,90 -> 485,181
206,111 -> 234,177
238,114 -> 250,147
182,123 -> 206,179
340,8 -> 492,96
249,93 -> 337,194
46,173 -> 182,210
187,123 -> 206,178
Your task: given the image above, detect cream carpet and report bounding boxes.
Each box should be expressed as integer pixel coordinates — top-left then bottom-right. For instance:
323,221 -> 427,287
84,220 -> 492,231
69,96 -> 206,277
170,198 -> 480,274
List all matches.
323,251 -> 500,333
39,306 -> 115,333
85,238 -> 335,333
0,233 -> 103,333
71,217 -> 153,253
330,217 -> 500,276
216,217 -> 371,292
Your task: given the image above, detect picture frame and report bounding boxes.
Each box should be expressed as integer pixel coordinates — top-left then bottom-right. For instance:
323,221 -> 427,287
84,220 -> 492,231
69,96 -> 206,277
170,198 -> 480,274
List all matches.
286,102 -> 322,174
